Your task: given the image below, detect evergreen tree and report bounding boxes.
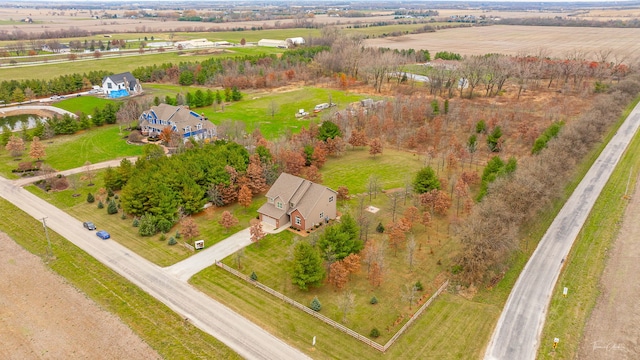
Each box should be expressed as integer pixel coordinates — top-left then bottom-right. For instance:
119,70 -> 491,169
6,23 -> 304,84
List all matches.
413,166 -> 441,194
107,199 -> 118,214
291,241 -> 325,290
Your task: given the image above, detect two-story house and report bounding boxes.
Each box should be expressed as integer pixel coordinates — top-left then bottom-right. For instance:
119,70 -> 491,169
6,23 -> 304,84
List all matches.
101,72 -> 143,98
138,103 -> 217,142
258,173 -> 337,230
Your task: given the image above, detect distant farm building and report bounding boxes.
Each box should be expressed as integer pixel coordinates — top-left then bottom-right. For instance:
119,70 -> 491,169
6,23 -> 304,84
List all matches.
174,38 -> 214,49
147,42 -> 173,48
258,39 -> 287,48
286,37 -> 305,46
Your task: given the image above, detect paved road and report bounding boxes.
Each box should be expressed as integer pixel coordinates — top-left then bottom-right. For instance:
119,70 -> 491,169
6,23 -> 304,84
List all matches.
0,178 -> 311,360
485,103 -> 640,359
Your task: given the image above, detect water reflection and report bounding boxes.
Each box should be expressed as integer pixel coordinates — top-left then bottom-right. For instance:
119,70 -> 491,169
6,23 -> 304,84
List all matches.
0,114 -> 47,132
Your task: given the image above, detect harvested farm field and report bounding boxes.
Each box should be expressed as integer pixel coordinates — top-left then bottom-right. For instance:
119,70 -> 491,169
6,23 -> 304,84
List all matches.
365,25 -> 640,59
0,233 -> 159,360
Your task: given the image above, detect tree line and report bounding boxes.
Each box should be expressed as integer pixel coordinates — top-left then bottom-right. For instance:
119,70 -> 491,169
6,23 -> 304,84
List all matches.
456,73 -> 640,285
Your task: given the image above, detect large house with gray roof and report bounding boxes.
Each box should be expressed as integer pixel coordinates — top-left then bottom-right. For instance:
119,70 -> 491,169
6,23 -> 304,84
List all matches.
258,173 -> 337,230
101,72 -> 143,98
138,103 -> 216,142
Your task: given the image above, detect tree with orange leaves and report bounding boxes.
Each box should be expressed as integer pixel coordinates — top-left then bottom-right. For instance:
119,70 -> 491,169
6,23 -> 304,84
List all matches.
387,221 -> 407,256
250,219 -> 265,245
342,253 -> 361,278
180,216 -> 200,241
219,210 -> 238,232
348,129 -> 368,148
329,261 -> 349,290
238,184 -> 253,209
369,137 -> 383,157
368,262 -> 382,287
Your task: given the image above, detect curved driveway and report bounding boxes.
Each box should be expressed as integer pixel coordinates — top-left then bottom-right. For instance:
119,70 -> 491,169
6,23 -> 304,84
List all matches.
0,177 -> 310,360
0,105 -> 77,117
485,103 -> 640,359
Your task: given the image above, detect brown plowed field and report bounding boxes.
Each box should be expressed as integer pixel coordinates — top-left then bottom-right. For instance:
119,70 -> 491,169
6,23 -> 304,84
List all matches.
0,233 -> 159,360
577,179 -> 640,359
365,25 -> 640,58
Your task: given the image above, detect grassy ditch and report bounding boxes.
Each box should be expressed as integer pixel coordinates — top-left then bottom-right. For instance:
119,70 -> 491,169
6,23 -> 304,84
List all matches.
0,198 -> 240,360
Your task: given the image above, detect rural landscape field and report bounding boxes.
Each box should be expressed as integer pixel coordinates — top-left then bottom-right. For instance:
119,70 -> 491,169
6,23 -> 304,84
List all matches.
1,1 -> 640,359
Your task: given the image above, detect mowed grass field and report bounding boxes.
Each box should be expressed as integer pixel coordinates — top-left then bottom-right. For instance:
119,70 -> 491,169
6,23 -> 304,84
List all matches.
198,87 -> 374,139
364,25 -> 640,58
0,125 -> 143,179
0,46 -> 285,81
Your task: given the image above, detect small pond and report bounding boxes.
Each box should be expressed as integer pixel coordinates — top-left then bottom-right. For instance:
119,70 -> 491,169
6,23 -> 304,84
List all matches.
0,114 -> 47,132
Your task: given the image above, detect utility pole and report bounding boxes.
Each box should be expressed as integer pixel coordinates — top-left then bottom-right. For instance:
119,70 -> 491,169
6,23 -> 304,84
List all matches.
41,217 -> 52,258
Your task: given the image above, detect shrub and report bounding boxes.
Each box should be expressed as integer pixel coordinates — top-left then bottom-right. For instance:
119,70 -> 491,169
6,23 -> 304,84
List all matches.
376,222 -> 385,233
107,188 -> 114,197
121,212 -> 126,220
451,264 -> 463,274
159,233 -> 166,242
475,119 -> 487,134
97,200 -> 104,209
156,218 -> 173,234
114,194 -> 119,200
415,281 -> 423,291
250,271 -> 258,281
132,218 -> 140,227
138,214 -> 157,236
310,297 -> 322,312
87,193 -> 95,203
370,328 -> 380,338
175,231 -> 181,239
168,237 -> 177,245
370,296 -> 378,305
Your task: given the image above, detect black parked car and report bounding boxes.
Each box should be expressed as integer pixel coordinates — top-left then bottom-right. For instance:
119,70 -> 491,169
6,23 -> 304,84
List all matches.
83,221 -> 96,230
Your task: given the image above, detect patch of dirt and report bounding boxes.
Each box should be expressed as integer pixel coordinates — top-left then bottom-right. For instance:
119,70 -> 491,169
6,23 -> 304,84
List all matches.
0,233 -> 160,360
1,108 -> 59,118
578,181 -> 640,359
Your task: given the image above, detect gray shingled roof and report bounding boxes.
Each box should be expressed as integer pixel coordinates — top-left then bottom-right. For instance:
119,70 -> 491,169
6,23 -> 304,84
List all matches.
102,72 -> 138,90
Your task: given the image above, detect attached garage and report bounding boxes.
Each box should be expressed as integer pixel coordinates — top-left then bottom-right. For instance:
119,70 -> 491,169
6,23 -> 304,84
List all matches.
261,215 -> 277,228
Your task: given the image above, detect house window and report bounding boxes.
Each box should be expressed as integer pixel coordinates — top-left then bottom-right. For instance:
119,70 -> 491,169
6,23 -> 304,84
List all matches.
295,216 -> 301,225
329,196 -> 334,202
107,83 -> 112,89
277,202 -> 283,209
268,197 -> 273,203
320,212 -> 324,219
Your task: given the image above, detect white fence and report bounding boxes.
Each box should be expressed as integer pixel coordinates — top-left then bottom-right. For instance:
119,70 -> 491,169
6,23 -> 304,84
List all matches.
216,262 -> 448,352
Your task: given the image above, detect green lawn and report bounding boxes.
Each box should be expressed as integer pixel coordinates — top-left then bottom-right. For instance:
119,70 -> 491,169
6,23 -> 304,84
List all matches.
0,125 -> 143,178
0,198 -> 240,360
55,96 -> 116,114
321,148 -> 425,194
199,87 -> 372,139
